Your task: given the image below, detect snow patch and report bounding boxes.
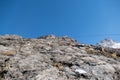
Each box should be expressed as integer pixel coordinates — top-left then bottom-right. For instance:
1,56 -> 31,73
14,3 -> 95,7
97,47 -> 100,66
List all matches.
75,69 -> 87,74
97,38 -> 120,49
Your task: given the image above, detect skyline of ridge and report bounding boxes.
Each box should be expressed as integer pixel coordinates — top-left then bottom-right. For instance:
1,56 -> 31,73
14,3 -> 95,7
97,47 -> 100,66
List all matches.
1,0 -> 120,44
1,34 -> 120,45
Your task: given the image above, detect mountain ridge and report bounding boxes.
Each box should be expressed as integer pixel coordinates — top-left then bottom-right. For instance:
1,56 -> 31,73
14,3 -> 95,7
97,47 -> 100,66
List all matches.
0,34 -> 120,80
97,38 -> 120,49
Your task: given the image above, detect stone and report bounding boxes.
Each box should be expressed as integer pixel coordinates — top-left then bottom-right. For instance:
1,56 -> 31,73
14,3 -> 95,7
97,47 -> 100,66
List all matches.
0,45 -> 16,56
0,34 -> 120,80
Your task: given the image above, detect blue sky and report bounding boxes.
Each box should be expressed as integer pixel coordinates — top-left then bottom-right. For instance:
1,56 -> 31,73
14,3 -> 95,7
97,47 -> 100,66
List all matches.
0,0 -> 120,44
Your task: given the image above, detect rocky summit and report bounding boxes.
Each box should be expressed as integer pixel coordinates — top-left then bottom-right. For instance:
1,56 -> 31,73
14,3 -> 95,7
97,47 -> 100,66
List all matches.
0,34 -> 120,80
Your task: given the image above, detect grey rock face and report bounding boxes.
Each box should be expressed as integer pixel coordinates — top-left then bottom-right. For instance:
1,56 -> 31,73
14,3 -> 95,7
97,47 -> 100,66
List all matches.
0,34 -> 120,80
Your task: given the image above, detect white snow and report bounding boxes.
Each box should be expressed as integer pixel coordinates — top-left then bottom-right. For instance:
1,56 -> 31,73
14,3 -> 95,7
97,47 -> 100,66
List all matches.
111,43 -> 120,48
75,69 -> 87,74
97,38 -> 120,49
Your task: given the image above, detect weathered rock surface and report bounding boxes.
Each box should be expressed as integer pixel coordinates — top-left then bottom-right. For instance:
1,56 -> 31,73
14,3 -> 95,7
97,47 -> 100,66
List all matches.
0,34 -> 120,80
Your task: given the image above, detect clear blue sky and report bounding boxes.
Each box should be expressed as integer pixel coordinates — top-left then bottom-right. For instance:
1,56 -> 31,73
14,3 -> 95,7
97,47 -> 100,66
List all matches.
0,0 -> 120,44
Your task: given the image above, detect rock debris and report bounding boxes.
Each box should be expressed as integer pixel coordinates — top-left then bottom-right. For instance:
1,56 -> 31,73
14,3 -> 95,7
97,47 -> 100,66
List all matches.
0,34 -> 120,80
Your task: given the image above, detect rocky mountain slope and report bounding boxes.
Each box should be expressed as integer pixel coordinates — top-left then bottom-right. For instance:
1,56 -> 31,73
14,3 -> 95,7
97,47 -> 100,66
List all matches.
0,34 -> 120,80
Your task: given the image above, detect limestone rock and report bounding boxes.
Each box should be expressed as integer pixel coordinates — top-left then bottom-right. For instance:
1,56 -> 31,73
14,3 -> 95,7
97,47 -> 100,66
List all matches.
0,45 -> 16,56
0,34 -> 120,80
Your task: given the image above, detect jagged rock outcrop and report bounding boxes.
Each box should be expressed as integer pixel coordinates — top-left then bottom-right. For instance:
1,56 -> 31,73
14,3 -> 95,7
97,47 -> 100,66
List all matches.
0,34 -> 120,80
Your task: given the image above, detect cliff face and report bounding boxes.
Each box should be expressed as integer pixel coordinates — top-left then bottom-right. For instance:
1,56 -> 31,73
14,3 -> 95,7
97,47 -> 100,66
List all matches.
0,34 -> 120,80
